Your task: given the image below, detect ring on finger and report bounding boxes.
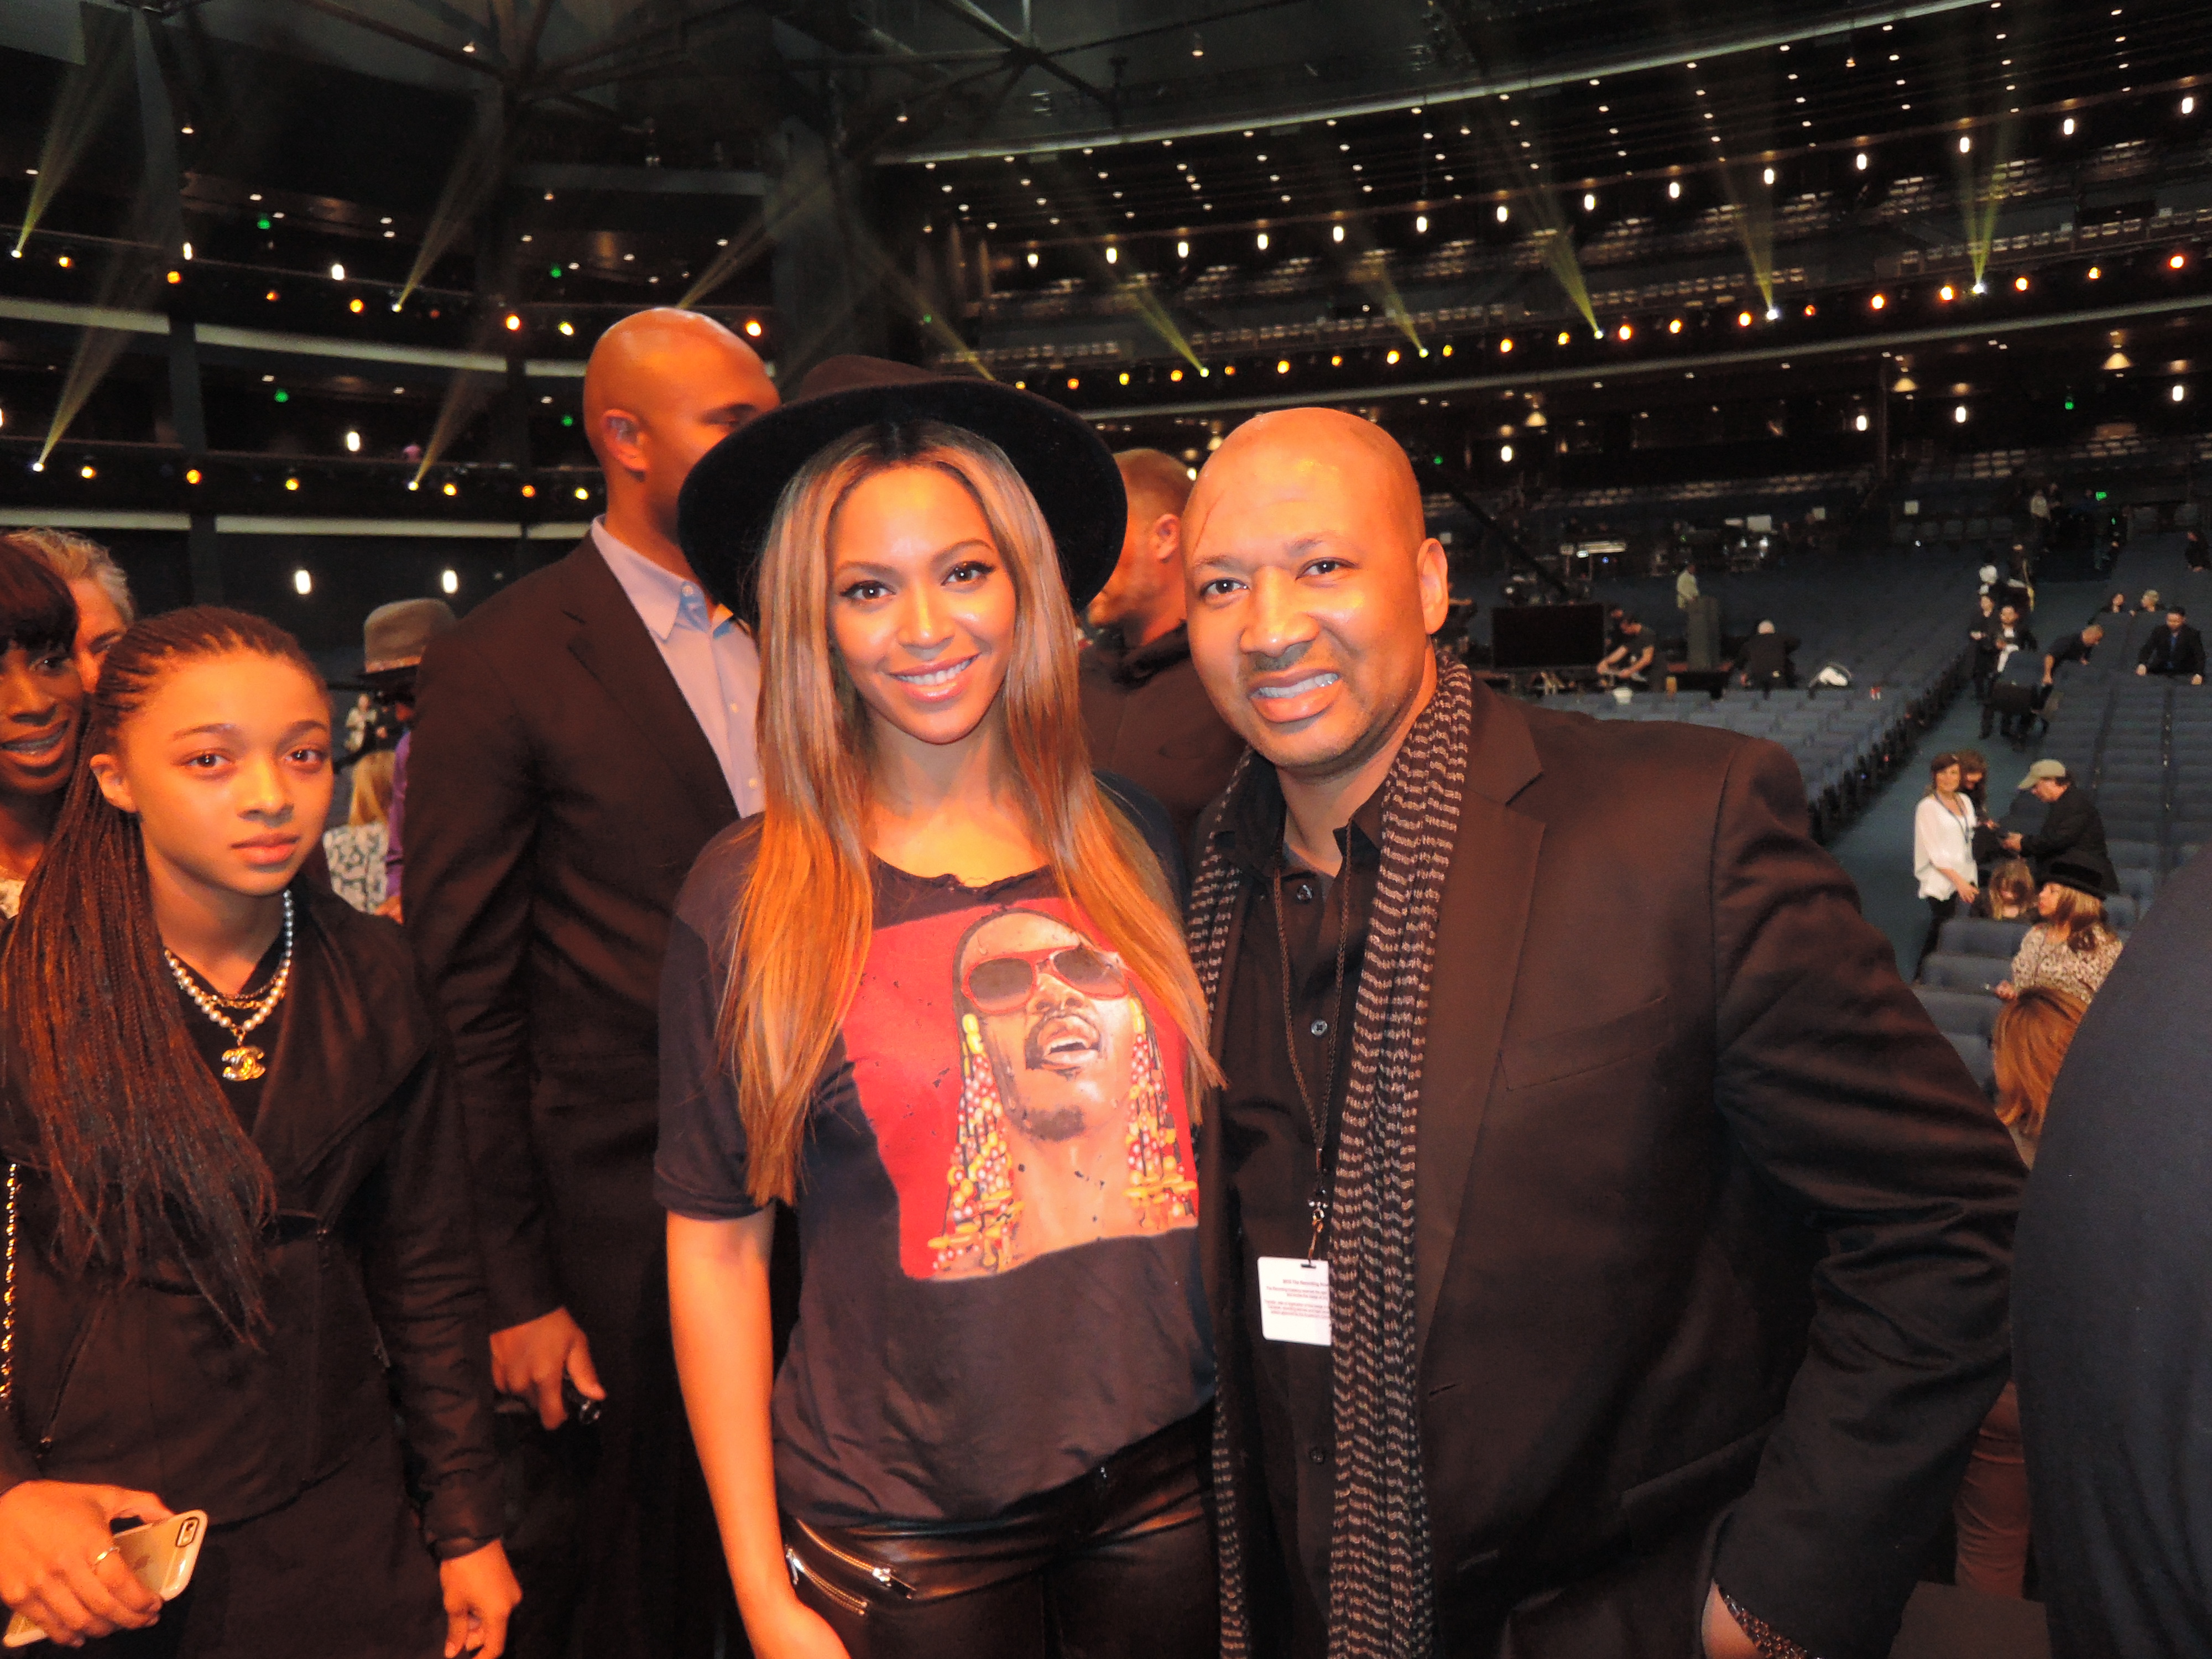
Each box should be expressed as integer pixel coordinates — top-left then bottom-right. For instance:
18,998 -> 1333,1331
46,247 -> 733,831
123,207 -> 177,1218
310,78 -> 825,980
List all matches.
89,1546 -> 119,1569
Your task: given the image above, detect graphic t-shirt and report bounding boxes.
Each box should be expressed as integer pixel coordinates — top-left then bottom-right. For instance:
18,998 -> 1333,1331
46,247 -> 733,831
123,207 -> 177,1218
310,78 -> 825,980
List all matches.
655,822 -> 1212,1525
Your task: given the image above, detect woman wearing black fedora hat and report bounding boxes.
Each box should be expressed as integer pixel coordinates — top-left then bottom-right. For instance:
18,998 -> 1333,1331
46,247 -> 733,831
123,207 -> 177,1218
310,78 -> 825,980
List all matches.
656,360 -> 1219,1659
1995,858 -> 2125,1008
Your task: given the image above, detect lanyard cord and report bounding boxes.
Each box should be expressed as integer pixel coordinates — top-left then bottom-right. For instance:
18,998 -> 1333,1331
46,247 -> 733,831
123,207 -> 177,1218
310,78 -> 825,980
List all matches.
1273,854 -> 1354,1259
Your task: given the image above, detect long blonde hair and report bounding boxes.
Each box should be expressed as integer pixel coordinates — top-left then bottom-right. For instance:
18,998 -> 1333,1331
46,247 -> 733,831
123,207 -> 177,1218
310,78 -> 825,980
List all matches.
720,420 -> 1215,1207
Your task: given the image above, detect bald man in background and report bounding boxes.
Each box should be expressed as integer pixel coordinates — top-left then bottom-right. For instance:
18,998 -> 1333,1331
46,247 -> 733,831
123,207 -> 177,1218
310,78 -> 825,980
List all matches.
405,309 -> 776,1659
1180,409 -> 2021,1659
1081,446 -> 1246,848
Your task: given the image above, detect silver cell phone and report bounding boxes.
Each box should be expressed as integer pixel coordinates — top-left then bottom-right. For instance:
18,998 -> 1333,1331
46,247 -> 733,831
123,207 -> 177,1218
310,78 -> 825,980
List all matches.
3,1511 -> 208,1648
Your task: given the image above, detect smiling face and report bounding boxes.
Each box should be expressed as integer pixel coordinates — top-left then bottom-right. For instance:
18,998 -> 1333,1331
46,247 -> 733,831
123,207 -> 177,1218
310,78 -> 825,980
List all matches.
89,651 -> 333,902
828,463 -> 1018,754
1933,762 -> 1961,795
66,578 -> 128,690
959,908 -> 1136,1145
0,640 -> 86,803
1183,409 -> 1450,783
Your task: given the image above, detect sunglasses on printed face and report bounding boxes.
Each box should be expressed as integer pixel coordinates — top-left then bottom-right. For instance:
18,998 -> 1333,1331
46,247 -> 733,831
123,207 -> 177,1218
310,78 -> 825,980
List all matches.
963,944 -> 1130,1013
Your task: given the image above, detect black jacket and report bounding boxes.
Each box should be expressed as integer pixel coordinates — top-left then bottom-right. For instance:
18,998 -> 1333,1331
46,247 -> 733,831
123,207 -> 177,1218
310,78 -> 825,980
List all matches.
1079,623 -> 1246,853
405,538 -> 739,1334
2016,838 -> 2212,1657
2137,622 -> 2205,678
2017,785 -> 2117,892
1198,680 -> 2022,1659
0,885 -> 501,1546
1735,632 -> 1799,686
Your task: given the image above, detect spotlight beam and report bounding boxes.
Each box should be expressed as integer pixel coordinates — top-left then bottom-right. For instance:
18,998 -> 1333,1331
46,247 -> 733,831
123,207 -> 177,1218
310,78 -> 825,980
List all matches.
14,25 -> 131,256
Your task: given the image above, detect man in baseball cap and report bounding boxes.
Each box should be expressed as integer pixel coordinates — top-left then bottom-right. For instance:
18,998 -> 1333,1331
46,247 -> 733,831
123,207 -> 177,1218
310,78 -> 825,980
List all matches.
2004,759 -> 2117,891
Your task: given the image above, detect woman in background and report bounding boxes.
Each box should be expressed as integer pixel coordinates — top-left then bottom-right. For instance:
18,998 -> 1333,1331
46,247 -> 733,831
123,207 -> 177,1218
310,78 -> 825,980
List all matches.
324,747 -> 396,913
0,544 -> 86,920
1997,860 -> 2124,1004
0,608 -> 518,1655
1912,752 -> 1978,969
0,529 -> 134,690
1953,985 -> 2085,1597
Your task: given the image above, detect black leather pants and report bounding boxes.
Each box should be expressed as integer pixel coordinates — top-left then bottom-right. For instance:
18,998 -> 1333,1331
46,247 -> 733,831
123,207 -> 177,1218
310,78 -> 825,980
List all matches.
780,1411 -> 1215,1659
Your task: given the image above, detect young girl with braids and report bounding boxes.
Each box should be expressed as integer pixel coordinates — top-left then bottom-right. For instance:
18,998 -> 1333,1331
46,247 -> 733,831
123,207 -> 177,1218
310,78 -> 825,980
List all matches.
656,364 -> 1219,1659
0,608 -> 518,1656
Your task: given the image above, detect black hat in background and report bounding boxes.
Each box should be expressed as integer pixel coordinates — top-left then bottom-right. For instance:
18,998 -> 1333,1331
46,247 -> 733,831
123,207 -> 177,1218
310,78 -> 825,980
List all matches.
676,356 -> 1126,627
2044,858 -> 2113,898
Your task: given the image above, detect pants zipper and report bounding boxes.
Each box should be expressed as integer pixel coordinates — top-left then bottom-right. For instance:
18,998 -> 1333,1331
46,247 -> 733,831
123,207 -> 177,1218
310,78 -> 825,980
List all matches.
792,1518 -> 919,1598
786,1547 -> 870,1619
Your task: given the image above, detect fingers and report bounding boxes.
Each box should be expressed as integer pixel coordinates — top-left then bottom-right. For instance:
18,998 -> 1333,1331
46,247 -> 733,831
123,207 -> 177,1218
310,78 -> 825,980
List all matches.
444,1595 -> 474,1658
473,1592 -> 513,1659
94,1487 -> 174,1525
564,1332 -> 606,1402
530,1370 -> 568,1433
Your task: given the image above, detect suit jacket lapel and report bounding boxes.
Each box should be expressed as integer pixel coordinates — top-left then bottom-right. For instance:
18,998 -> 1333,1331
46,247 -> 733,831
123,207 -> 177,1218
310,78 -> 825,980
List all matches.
1415,680 -> 1544,1356
559,540 -> 738,830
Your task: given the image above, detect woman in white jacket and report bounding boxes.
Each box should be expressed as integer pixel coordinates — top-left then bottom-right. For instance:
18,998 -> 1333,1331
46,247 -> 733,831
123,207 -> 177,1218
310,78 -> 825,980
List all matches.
1914,752 -> 1980,971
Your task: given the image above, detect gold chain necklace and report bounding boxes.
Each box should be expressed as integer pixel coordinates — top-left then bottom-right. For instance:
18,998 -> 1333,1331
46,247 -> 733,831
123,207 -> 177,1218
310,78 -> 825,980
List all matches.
165,892 -> 294,1082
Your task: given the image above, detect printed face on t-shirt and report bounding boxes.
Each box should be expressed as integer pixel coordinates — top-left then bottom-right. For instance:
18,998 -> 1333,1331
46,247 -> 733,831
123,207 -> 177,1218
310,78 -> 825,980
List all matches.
839,897 -> 1199,1284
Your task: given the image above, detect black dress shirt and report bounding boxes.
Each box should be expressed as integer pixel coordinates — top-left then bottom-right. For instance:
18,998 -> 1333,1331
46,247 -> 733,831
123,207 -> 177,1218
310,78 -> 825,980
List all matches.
1218,769 -> 1383,1659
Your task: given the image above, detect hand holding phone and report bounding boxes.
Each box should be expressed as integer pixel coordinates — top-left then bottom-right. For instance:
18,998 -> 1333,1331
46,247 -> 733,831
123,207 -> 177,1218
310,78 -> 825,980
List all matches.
0,1483 -> 184,1648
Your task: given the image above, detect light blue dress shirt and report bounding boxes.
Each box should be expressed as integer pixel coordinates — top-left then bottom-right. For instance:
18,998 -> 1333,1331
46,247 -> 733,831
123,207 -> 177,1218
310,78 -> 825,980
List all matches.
591,519 -> 765,818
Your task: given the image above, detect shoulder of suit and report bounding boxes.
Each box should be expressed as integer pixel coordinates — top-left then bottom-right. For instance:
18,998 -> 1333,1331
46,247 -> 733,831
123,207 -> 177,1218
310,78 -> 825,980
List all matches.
441,540 -> 596,648
1516,695 -> 1767,771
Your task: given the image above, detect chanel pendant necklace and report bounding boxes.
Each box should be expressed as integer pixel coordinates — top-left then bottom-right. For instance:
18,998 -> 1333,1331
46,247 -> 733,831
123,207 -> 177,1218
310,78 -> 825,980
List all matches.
166,891 -> 295,1082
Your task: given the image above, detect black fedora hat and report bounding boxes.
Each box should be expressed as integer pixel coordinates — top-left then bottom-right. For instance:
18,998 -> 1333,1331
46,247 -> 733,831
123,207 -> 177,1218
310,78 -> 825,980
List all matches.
2044,858 -> 2114,898
677,356 -> 1126,627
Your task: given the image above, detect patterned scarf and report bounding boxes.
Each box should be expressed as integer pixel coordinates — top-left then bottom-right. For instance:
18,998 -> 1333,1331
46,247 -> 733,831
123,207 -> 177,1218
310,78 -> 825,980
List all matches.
1190,652 -> 1474,1659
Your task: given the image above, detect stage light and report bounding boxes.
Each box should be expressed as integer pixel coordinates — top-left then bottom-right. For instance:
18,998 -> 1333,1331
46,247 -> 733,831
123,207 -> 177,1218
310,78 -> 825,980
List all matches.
1958,135 -> 1973,154
1804,303 -> 1818,316
1256,232 -> 1269,251
265,289 -> 279,301
1277,359 -> 1291,374
1971,280 -> 1987,295
180,242 -> 192,260
329,263 -> 345,280
1855,152 -> 1870,171
1495,204 -> 1509,223
1939,284 -> 1955,301
1765,305 -> 1780,321
521,484 -> 536,498
1500,444 -> 1514,462
560,321 -> 576,336
1617,322 -> 1632,341
79,465 -> 95,480
166,270 -> 181,284
273,390 -> 288,403
550,266 -> 562,278
1668,180 -> 1682,200
56,255 -> 69,268
284,476 -> 299,492
2185,96 -> 2197,116
1177,239 -> 1190,258
2062,117 -> 2076,136
293,568 -> 312,595
743,320 -> 761,337
1499,337 -> 1514,353
504,314 -> 523,331
442,568 -> 460,594
575,486 -> 589,499
1026,251 -> 1039,267
2015,275 -> 2030,291
1954,404 -> 1969,423
1855,414 -> 1870,432
1223,364 -> 1236,375
345,430 -> 361,452
1738,311 -> 1753,327
185,468 -> 201,484
443,482 -> 458,496
1668,318 -> 1683,334
1441,343 -> 1453,356
1386,349 -> 1401,364
1557,331 -> 1571,345
348,298 -> 364,314
1582,192 -> 1597,212
1870,293 -> 1887,310
27,463 -> 40,473
2170,252 -> 2188,270
1332,223 -> 1346,244
1762,167 -> 1775,185
2088,265 -> 2101,279
2174,383 -> 2189,402
406,479 -> 419,491
1105,246 -> 1118,264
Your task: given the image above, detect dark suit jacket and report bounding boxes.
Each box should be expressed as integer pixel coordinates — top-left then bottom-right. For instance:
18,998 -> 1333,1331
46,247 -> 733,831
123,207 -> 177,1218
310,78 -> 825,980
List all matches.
405,538 -> 738,1333
2137,622 -> 2205,677
1079,623 -> 1247,852
2017,786 -> 2117,893
1199,679 -> 2022,1659
2017,791 -> 2212,1658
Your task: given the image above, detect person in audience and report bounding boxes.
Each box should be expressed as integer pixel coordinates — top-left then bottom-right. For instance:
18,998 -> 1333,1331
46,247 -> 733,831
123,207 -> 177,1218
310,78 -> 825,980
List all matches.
404,307 -> 779,1659
2186,527 -> 2208,572
1968,591 -> 2001,702
1953,987 -> 2085,1601
2012,838 -> 2212,1656
1595,614 -> 1655,688
2134,604 -> 2205,684
0,608 -> 519,1656
1955,750 -> 2008,878
1178,405 -> 2022,1659
1979,603 -> 2040,747
0,544 -> 86,921
1734,619 -> 1799,691
2137,588 -> 2163,614
361,598 -> 455,924
0,528 -> 134,689
1979,858 -> 2037,921
2093,591 -> 2127,619
1675,560 -> 1699,609
2043,621 -> 2102,685
1996,861 -> 2124,1006
324,747 -> 395,914
2002,758 -> 2117,891
1081,446 -> 1246,847
1914,752 -> 1979,971
660,373 -> 1215,1657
